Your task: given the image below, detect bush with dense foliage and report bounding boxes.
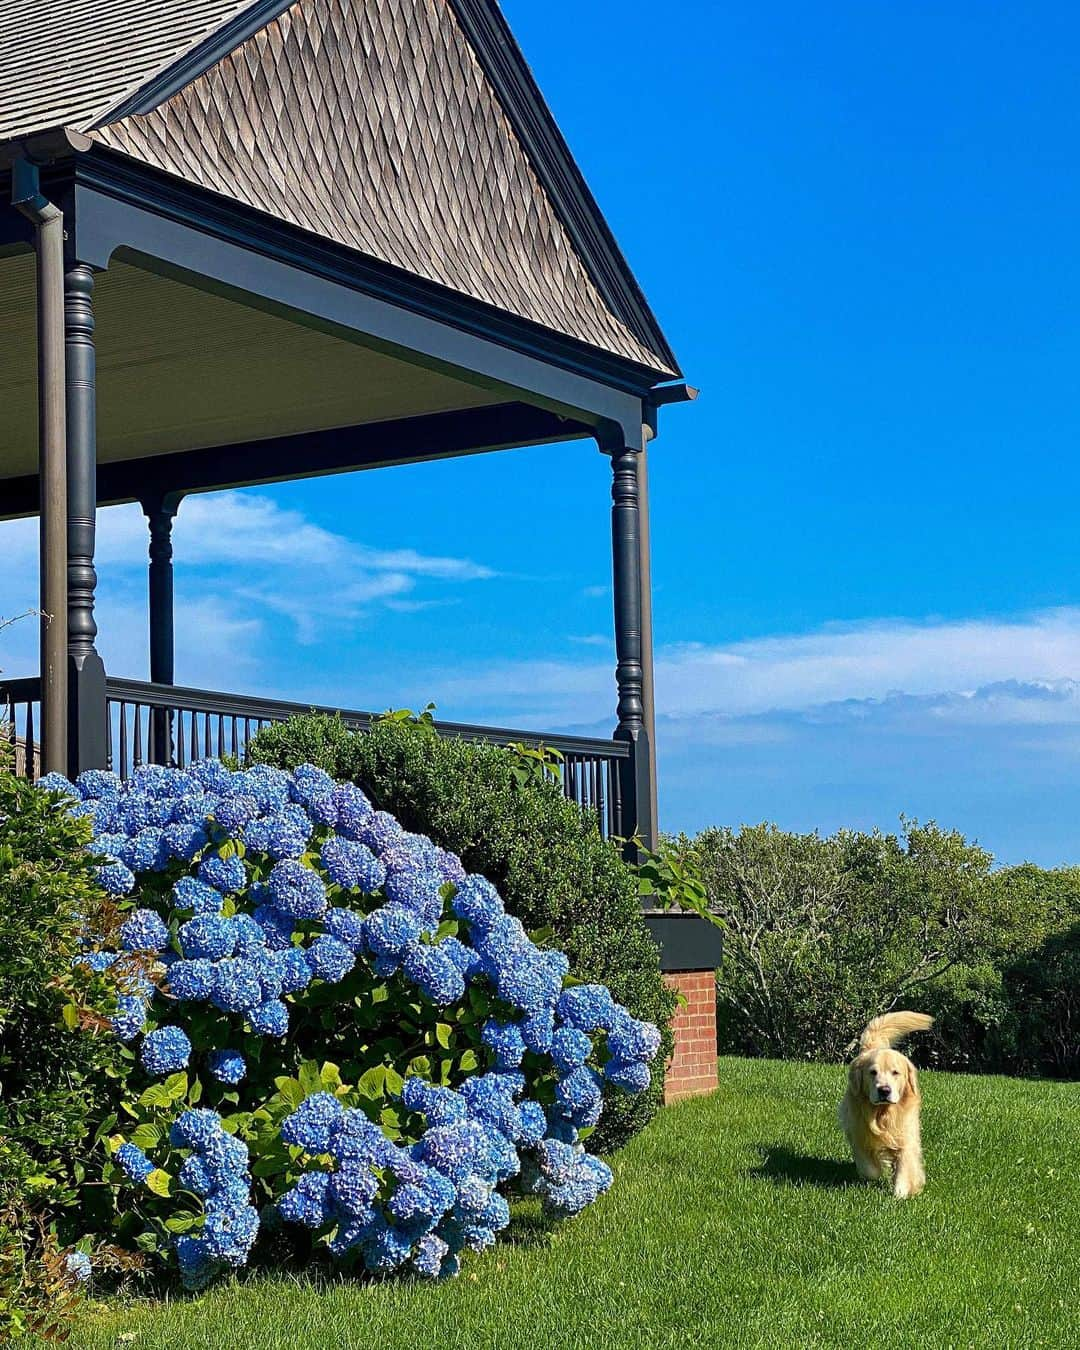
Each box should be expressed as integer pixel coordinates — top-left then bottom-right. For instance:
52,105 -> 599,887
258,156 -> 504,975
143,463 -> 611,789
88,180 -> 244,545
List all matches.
42,760 -> 660,1292
927,862 -> 1080,1077
248,713 -> 676,1147
0,767 -> 124,1337
677,821 -> 1068,1068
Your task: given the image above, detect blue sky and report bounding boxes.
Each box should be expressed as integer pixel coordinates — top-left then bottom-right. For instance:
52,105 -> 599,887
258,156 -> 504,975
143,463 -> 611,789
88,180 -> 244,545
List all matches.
5,1 -> 1080,864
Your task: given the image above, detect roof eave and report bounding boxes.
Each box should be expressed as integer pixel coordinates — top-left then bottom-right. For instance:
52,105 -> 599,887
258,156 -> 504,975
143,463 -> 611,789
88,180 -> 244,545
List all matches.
73,145 -> 678,396
0,126 -> 93,170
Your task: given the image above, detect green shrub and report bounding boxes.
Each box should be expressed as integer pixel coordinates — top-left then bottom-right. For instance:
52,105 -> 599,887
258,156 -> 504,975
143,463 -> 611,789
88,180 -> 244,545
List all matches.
681,821 -> 1038,1065
926,864 -> 1080,1076
0,769 -> 124,1336
249,714 -> 675,1148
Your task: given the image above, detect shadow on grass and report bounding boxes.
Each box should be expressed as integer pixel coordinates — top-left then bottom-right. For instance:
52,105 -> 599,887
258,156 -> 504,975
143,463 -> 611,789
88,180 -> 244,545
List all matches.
749,1146 -> 857,1190
501,1199 -> 558,1250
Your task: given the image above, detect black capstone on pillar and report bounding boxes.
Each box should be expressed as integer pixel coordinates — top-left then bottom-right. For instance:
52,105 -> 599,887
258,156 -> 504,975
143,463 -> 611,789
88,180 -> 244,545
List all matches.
65,262 -> 108,777
603,434 -> 657,852
141,492 -> 182,764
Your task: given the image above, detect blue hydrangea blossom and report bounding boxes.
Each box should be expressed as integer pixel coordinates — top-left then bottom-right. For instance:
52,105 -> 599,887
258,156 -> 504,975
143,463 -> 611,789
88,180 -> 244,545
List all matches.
70,760 -> 658,1289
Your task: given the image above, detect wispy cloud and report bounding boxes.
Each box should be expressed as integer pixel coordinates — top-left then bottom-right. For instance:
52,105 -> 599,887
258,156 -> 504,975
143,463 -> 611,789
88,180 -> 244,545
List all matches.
421,608 -> 1080,727
171,496 -> 495,581
0,492 -> 497,661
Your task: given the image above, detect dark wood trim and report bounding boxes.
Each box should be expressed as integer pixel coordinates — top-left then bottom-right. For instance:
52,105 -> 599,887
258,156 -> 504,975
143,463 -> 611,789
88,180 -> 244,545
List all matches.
0,403 -> 591,518
604,435 -> 656,850
63,261 -> 108,778
74,150 -> 667,399
448,0 -> 681,377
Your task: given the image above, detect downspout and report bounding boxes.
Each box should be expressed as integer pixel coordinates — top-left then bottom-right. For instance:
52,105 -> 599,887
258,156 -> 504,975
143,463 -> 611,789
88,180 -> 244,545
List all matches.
11,157 -> 68,775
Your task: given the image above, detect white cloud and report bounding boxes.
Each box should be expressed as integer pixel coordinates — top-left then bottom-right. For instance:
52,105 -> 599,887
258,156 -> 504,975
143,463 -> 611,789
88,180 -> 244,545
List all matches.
172,494 -> 495,581
410,608 -> 1080,732
654,610 -> 1080,719
0,490 -> 496,658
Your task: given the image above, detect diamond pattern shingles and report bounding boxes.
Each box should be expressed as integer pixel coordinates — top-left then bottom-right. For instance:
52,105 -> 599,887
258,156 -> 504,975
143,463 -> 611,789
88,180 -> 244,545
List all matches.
92,0 -> 672,374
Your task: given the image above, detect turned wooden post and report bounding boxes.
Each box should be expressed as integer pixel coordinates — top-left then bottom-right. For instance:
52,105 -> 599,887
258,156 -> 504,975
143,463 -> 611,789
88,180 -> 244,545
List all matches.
601,430 -> 657,851
65,262 -> 107,776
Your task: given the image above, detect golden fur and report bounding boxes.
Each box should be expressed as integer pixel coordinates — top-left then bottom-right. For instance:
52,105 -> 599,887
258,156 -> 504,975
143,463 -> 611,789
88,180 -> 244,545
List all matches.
838,1011 -> 933,1198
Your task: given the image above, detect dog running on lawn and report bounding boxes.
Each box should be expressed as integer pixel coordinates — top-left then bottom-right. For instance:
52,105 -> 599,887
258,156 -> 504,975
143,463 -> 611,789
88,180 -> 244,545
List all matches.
839,1011 -> 933,1198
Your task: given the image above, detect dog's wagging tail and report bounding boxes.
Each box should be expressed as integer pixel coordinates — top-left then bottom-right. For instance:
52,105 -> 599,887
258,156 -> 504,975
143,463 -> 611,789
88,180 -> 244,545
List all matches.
859,1011 -> 934,1052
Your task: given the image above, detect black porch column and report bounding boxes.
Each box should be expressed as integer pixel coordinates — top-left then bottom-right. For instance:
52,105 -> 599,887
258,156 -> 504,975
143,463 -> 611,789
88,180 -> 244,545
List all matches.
603,433 -> 658,851
65,262 -> 107,777
141,492 -> 182,764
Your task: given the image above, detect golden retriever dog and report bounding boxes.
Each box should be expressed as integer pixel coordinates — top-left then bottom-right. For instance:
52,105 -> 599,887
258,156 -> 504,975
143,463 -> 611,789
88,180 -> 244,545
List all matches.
839,1011 -> 933,1198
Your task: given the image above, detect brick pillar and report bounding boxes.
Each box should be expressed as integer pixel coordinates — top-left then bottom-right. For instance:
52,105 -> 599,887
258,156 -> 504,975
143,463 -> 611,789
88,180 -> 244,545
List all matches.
662,970 -> 718,1102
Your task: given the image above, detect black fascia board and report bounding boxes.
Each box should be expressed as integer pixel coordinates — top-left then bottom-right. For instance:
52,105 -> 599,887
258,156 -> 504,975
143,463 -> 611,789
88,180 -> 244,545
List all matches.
74,149 -> 670,400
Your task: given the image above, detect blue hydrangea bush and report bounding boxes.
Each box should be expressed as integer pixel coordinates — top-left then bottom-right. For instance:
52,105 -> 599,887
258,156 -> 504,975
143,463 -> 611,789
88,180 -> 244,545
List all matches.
40,762 -> 661,1289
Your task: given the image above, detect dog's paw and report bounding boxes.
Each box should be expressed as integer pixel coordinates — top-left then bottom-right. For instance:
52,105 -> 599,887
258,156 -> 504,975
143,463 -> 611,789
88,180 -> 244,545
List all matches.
893,1173 -> 924,1199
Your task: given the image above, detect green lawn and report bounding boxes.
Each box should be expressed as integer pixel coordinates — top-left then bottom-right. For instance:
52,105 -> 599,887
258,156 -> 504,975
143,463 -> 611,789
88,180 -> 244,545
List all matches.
73,1058 -> 1079,1350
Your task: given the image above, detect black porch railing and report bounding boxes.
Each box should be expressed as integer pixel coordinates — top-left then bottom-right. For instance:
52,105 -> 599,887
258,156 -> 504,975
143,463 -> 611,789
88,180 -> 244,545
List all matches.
101,678 -> 627,838
1,674 -> 628,837
0,676 -> 40,778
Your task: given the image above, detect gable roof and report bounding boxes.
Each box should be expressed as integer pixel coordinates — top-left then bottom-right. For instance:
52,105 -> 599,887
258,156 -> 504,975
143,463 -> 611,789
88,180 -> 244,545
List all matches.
0,0 -> 679,376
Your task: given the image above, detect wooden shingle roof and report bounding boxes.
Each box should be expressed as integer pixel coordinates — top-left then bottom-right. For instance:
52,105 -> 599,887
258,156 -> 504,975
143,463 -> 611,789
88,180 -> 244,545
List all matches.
0,0 -> 678,377
0,0 -> 260,141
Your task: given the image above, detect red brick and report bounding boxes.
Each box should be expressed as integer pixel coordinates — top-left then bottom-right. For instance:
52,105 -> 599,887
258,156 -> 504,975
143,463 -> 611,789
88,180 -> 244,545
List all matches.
660,971 -> 718,1104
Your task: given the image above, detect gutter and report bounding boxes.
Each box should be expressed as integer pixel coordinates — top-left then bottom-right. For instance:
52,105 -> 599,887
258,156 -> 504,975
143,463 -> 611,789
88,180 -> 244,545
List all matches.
11,154 -> 68,774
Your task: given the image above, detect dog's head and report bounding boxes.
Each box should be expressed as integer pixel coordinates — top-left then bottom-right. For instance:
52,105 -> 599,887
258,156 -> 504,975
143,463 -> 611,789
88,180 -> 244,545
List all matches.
850,1048 -> 918,1106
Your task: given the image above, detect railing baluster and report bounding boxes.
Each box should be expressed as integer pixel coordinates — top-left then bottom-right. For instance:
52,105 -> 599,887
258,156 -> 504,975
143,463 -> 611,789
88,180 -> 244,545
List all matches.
82,678 -> 628,839
610,760 -> 622,840
5,691 -> 16,762
24,701 -> 34,780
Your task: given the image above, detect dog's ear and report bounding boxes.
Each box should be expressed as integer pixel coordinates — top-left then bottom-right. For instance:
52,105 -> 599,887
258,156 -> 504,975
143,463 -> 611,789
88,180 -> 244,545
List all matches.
848,1058 -> 864,1096
904,1059 -> 920,1101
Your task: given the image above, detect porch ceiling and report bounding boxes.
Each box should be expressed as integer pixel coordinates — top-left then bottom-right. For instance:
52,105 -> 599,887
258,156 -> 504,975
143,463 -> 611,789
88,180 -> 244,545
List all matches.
0,248 -> 503,482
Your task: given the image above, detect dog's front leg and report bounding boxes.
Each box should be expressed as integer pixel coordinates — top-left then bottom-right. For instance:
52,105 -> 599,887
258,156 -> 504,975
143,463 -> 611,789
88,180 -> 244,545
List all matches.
853,1146 -> 882,1182
892,1148 -> 925,1198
